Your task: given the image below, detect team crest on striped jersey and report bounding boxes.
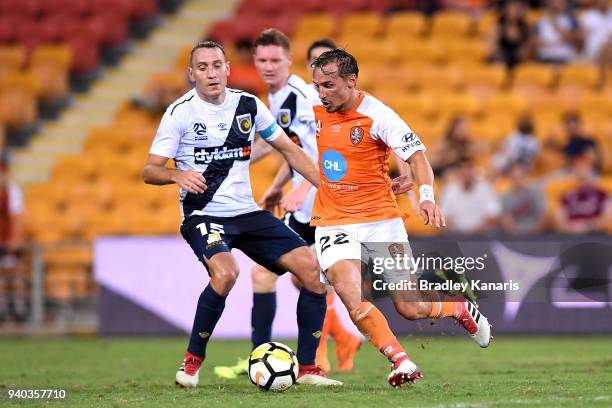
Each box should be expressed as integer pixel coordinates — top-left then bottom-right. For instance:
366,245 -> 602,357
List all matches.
236,113 -> 252,134
278,109 -> 291,128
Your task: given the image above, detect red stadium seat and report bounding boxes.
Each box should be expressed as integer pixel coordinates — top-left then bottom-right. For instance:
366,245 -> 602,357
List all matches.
12,17 -> 62,49
325,0 -> 371,13
36,16 -> 63,43
0,0 -> 42,19
58,17 -> 105,48
0,16 -> 18,42
236,0 -> 287,16
89,0 -> 130,19
207,19 -> 239,44
39,0 -> 91,18
125,0 -> 159,22
65,38 -> 99,74
90,11 -> 129,48
299,0 -> 328,13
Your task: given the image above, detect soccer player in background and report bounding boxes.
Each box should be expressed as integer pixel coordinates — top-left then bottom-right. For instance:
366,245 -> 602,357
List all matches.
214,32 -> 360,379
142,40 -> 342,387
310,49 -> 492,387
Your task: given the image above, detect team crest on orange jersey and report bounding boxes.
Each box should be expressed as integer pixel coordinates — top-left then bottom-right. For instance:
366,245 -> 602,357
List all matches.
388,243 -> 404,258
350,126 -> 363,145
315,120 -> 322,137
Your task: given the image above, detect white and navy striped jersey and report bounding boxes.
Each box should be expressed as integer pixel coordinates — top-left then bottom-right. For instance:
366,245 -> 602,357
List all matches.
267,75 -> 319,224
150,87 -> 282,218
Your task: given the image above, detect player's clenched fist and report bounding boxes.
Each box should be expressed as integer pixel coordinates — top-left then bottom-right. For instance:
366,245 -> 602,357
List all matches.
391,175 -> 413,195
420,201 -> 446,228
259,186 -> 283,213
174,170 -> 207,194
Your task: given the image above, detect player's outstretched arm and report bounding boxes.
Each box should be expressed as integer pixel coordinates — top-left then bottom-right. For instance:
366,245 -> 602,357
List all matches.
392,152 -> 419,213
268,133 -> 320,188
142,153 -> 207,194
250,134 -> 273,164
407,151 -> 446,228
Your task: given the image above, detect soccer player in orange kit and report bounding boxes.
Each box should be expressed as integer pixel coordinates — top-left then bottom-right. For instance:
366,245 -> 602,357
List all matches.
310,49 -> 492,387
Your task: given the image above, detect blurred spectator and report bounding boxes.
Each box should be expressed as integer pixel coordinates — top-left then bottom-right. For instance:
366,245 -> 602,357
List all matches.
494,0 -> 545,9
228,38 -> 265,96
439,157 -> 502,234
385,0 -> 442,15
492,0 -> 530,69
444,0 -> 488,12
307,39 -> 337,74
429,115 -> 479,178
0,127 -> 8,166
0,163 -> 27,323
579,0 -> 612,62
553,157 -> 610,234
562,112 -> 601,170
500,162 -> 547,234
532,0 -> 584,64
492,116 -> 540,174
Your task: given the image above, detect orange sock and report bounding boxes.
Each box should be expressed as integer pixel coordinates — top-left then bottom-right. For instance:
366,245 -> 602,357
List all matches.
428,292 -> 465,319
326,292 -> 352,344
353,302 -> 406,364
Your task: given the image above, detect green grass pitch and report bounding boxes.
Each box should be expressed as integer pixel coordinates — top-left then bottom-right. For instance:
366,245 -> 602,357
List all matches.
0,336 -> 610,407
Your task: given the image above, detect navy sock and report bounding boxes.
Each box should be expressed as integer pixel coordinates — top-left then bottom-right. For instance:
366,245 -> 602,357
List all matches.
187,284 -> 226,359
296,288 -> 326,366
251,292 -> 276,350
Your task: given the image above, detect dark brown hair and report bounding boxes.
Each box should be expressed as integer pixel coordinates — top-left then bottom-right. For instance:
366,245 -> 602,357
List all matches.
254,28 -> 291,53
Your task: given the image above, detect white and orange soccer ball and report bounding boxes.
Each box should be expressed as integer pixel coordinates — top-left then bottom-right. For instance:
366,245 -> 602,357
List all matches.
248,342 -> 298,392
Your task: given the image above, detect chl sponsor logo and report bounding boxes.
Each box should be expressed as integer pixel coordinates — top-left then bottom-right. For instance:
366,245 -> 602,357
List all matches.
194,146 -> 251,164
322,150 -> 347,182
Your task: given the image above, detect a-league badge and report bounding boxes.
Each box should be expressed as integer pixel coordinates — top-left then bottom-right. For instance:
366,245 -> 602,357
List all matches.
236,113 -> 252,134
388,243 -> 405,258
350,125 -> 363,145
278,109 -> 291,128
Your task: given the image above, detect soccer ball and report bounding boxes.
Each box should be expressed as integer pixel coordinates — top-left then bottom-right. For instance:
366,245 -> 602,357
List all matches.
248,342 -> 298,391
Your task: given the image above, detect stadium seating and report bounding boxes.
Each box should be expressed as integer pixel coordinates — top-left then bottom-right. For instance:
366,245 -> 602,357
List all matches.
16,2 -> 611,306
385,11 -> 427,40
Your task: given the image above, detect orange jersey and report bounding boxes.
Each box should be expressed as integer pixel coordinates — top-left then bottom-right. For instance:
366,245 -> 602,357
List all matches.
311,92 -> 426,226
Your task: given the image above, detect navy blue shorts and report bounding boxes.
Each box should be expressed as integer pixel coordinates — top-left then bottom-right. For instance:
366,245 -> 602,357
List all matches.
180,210 -> 308,275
